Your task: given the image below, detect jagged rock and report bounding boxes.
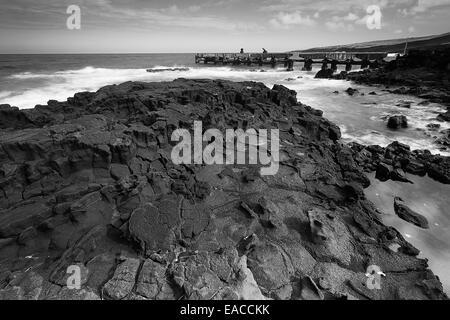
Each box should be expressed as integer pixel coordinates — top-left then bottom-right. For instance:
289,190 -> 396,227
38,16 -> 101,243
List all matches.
375,163 -> 391,182
300,276 -> 324,300
427,156 -> 450,184
390,168 -> 413,184
436,129 -> 450,147
0,79 -> 446,300
427,123 -> 441,131
128,196 -> 182,253
314,69 -> 334,79
171,249 -> 240,300
387,115 -> 408,129
103,257 -> 141,300
336,48 -> 450,108
345,87 -> 359,96
110,164 -> 131,180
394,197 -> 429,229
437,110 -> 450,122
135,259 -> 177,300
0,272 -> 43,300
308,210 -> 328,244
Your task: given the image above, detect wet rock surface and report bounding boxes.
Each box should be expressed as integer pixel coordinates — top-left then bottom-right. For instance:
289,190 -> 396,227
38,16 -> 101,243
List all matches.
0,79 -> 447,300
393,197 -> 429,229
349,141 -> 450,185
387,115 -> 408,130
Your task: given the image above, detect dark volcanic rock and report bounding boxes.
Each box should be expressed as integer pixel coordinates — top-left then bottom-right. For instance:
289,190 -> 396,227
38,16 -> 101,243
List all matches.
350,140 -> 449,185
0,79 -> 446,300
336,49 -> 450,112
394,197 -> 429,229
387,115 -> 408,129
438,110 -> 450,122
345,87 -> 359,96
314,69 -> 334,79
436,129 -> 450,147
375,163 -> 391,182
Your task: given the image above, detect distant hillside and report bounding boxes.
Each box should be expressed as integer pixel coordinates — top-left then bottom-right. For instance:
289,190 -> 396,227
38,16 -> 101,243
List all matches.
293,32 -> 450,53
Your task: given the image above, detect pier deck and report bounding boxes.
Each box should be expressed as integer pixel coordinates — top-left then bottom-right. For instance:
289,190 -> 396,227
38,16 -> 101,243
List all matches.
195,53 -> 293,67
194,51 -> 391,71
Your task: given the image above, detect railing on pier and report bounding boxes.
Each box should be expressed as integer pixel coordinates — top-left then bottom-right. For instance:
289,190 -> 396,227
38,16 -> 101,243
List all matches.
294,51 -> 389,61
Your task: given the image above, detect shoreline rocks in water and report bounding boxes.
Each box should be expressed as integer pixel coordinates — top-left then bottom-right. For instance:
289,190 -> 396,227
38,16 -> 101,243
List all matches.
146,67 -> 190,73
387,115 -> 408,129
0,79 -> 447,300
394,197 -> 429,229
335,48 -> 450,122
350,141 -> 450,184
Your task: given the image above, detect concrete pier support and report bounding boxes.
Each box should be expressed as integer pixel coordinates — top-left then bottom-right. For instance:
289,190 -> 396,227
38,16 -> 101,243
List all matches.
270,57 -> 276,68
331,59 -> 338,72
303,58 -> 313,71
345,59 -> 353,72
361,58 -> 370,69
286,59 -> 294,71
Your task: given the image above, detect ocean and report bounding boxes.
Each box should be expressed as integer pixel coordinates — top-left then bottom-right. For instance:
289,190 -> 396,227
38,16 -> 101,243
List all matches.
0,53 -> 449,293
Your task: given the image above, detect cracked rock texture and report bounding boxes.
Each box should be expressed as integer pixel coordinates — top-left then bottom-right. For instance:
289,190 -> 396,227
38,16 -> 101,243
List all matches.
0,79 -> 447,300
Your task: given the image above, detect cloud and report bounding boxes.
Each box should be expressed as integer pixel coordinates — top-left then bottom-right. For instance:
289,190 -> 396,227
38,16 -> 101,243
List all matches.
188,5 -> 202,13
165,5 -> 179,14
325,20 -> 355,32
399,0 -> 450,15
408,25 -> 415,33
0,0 -> 263,32
323,13 -> 360,31
269,11 -> 316,29
343,12 -> 360,21
412,0 -> 450,13
260,0 -> 390,13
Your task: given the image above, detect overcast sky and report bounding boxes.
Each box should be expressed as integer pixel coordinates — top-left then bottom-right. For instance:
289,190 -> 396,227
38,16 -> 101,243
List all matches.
0,0 -> 449,53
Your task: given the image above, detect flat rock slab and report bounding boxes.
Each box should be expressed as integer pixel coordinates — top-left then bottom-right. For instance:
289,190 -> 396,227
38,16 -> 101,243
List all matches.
394,197 -> 429,229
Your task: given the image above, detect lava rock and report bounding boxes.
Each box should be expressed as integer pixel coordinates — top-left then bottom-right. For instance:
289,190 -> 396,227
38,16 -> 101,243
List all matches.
394,197 -> 429,229
314,69 -> 334,79
387,115 -> 408,129
375,163 -> 391,182
345,87 -> 359,96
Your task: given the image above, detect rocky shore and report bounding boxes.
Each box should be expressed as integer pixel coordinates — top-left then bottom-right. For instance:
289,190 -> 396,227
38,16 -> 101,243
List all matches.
336,48 -> 450,123
0,79 -> 447,300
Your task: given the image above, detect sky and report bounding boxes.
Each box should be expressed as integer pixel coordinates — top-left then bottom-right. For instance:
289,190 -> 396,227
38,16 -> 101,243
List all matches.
0,0 -> 449,53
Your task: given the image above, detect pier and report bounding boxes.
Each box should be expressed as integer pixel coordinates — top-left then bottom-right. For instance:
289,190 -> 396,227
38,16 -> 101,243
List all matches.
194,51 -> 390,71
194,53 -> 294,69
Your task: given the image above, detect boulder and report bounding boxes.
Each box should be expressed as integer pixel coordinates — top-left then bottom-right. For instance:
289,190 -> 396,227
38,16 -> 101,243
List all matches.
394,197 -> 429,229
426,123 -> 440,131
103,258 -> 141,300
387,115 -> 408,129
345,87 -> 359,96
314,69 -> 334,79
375,163 -> 391,182
437,110 -> 450,122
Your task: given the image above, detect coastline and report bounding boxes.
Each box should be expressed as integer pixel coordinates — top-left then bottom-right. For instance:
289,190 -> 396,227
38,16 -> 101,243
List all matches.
334,48 -> 450,123
0,78 -> 448,300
